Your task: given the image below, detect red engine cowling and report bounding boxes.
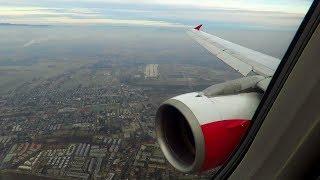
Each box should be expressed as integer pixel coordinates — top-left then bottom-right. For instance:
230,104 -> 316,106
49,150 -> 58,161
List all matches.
155,92 -> 261,173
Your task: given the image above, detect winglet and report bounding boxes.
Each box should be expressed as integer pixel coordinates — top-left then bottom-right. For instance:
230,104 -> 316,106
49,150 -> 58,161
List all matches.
194,24 -> 203,31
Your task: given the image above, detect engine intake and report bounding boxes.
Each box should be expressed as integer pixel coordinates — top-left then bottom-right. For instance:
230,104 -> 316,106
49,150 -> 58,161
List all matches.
156,92 -> 261,173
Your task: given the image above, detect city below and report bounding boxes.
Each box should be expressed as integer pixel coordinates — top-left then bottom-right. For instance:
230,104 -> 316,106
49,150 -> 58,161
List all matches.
0,58 -> 236,179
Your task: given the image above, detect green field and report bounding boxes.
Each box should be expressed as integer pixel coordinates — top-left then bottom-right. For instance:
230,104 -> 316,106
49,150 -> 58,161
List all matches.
57,68 -> 114,90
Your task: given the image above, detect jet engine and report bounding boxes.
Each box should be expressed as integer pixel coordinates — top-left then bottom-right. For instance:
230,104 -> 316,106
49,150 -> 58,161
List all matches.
156,91 -> 262,173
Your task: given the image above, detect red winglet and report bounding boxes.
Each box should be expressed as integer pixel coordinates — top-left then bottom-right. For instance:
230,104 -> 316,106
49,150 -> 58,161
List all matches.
194,24 -> 203,31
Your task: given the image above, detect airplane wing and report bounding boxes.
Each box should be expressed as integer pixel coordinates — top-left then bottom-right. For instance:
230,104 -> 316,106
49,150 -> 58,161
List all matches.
156,25 -> 286,173
188,24 -> 281,78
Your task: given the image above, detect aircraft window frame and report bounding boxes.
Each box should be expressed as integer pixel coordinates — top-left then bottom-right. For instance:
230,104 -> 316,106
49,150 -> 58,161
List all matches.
214,1 -> 320,179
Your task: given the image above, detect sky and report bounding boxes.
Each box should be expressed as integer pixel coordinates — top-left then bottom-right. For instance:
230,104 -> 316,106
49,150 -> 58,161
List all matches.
0,0 -> 313,30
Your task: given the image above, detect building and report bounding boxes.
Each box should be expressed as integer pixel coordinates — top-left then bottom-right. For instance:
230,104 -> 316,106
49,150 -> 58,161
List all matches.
144,64 -> 159,79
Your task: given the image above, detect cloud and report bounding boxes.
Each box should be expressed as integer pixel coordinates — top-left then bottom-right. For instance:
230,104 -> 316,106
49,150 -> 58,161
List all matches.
0,7 -> 99,17
152,9 -> 305,28
0,6 -> 188,28
0,0 -> 312,30
0,0 -> 313,13
47,0 -> 313,13
44,17 -> 188,28
23,38 -> 51,47
98,0 -> 311,13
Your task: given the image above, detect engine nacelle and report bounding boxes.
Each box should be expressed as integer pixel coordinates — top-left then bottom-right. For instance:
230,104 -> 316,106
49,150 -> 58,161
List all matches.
156,92 -> 261,173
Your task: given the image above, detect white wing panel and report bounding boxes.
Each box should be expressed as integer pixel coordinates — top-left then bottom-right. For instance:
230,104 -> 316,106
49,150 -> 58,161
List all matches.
217,51 -> 253,76
188,29 -> 281,77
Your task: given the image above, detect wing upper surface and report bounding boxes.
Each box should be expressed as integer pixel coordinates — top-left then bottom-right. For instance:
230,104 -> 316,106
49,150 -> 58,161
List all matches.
188,29 -> 281,77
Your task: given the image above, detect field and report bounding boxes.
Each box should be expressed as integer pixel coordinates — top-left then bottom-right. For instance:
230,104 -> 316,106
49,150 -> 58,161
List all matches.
0,59 -> 93,95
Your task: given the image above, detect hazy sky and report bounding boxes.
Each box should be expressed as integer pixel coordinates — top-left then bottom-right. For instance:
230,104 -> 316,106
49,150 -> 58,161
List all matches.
0,0 -> 313,30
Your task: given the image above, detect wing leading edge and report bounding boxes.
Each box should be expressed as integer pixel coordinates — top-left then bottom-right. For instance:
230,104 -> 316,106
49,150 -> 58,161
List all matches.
188,25 -> 281,78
